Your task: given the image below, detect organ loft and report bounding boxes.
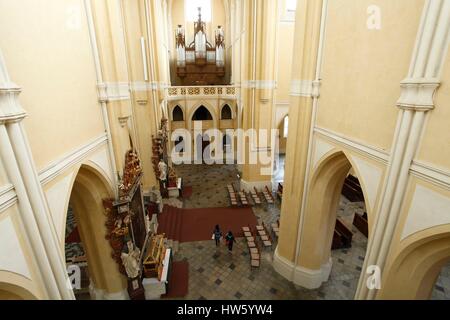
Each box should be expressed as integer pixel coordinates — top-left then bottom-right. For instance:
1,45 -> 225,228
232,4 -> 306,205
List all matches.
175,8 -> 226,85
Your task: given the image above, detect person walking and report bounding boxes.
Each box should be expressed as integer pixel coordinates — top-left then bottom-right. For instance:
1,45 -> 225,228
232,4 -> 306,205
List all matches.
213,225 -> 222,247
225,231 -> 236,252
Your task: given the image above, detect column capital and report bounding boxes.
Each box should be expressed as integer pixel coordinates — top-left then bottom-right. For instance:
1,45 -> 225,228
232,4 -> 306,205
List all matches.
0,84 -> 27,124
396,78 -> 440,111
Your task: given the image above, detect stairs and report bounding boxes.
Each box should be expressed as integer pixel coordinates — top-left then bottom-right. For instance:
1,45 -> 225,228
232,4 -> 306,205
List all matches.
157,205 -> 184,253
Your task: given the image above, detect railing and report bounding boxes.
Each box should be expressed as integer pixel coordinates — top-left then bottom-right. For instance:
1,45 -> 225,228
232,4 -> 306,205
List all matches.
166,86 -> 237,99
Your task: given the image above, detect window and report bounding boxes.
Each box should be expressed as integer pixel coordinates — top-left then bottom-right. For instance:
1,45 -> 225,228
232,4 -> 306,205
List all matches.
192,105 -> 213,121
175,136 -> 184,153
172,105 -> 184,121
283,116 -> 289,138
286,0 -> 297,12
221,104 -> 232,120
185,0 -> 211,22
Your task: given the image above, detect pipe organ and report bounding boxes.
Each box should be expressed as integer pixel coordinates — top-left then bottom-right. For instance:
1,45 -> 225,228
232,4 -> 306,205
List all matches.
175,8 -> 226,85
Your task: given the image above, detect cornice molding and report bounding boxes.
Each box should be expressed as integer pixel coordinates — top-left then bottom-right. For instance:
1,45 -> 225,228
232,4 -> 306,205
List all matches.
241,80 -> 277,89
97,82 -> 171,102
38,134 -> 108,185
290,80 -> 320,98
314,127 -> 390,164
0,184 -> 17,213
410,160 -> 450,190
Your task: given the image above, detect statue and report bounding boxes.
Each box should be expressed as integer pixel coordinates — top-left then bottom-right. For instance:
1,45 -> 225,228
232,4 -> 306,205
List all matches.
158,160 -> 167,181
121,241 -> 141,279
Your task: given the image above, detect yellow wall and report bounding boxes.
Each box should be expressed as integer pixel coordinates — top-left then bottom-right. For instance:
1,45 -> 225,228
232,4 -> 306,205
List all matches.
276,23 -> 295,103
416,48 -> 450,170
0,0 -> 105,171
317,0 -> 425,152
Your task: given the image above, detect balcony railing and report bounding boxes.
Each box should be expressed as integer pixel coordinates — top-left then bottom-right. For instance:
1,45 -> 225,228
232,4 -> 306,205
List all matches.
166,86 -> 237,100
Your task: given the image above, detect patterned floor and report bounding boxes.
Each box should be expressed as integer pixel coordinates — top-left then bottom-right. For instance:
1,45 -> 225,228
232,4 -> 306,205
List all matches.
171,164 -> 370,300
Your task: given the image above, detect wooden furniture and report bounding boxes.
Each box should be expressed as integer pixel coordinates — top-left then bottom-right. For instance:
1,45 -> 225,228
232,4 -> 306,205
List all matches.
251,188 -> 262,205
342,174 -> 365,202
332,219 -> 353,250
353,212 -> 368,237
277,183 -> 283,201
143,234 -> 166,279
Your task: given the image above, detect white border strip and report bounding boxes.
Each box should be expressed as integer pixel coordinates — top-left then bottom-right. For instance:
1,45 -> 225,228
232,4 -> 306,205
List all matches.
241,80 -> 277,89
38,134 -> 108,185
314,127 -> 390,164
0,184 -> 17,213
290,80 -> 313,97
410,160 -> 450,190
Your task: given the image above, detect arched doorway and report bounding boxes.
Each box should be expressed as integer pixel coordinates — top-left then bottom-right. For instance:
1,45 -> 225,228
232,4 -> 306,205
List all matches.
65,165 -> 127,300
192,105 -> 213,121
221,104 -> 232,120
297,151 -> 370,298
379,227 -> 450,299
0,272 -> 37,300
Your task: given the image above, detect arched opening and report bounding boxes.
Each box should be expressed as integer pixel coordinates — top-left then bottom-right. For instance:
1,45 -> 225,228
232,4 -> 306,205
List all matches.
380,228 -> 450,299
172,105 -> 184,121
0,277 -> 37,300
65,165 -> 127,300
297,151 -> 369,298
192,105 -> 213,121
221,104 -> 232,120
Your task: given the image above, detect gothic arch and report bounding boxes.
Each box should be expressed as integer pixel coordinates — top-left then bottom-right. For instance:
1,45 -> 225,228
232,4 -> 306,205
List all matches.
64,164 -> 126,299
172,105 -> 184,121
220,104 -> 233,120
379,225 -> 450,299
295,150 -> 372,291
0,271 -> 38,300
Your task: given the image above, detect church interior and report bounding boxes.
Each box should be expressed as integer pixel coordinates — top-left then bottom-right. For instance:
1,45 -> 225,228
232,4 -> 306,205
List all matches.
0,0 -> 449,301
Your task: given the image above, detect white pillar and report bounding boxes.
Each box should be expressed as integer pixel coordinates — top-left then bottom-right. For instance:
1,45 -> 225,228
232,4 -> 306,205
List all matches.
0,49 -> 75,299
356,0 -> 449,300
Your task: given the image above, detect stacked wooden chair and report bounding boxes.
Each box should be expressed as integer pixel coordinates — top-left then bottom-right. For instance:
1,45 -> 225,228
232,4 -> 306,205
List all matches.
242,226 -> 260,268
256,222 -> 272,249
262,186 -> 275,204
271,219 -> 280,239
227,184 -> 238,206
238,191 -> 248,206
251,188 -> 262,205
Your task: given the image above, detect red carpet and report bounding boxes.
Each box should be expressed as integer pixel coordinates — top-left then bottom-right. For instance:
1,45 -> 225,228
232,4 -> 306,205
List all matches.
162,261 -> 189,298
66,226 -> 81,243
158,205 -> 258,243
181,186 -> 193,199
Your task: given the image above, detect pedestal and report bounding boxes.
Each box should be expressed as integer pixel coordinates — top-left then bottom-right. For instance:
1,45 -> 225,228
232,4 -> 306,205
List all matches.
142,277 -> 166,300
127,277 -> 145,300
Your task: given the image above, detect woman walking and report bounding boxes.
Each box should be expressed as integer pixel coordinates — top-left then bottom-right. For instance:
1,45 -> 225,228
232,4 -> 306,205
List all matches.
212,225 -> 222,247
225,231 -> 236,252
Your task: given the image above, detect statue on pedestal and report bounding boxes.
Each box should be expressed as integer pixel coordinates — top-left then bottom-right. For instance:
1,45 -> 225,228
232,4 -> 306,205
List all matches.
121,241 -> 141,279
158,160 -> 167,182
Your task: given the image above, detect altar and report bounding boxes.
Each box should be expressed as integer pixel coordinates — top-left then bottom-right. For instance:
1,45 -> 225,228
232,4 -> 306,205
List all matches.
142,248 -> 172,300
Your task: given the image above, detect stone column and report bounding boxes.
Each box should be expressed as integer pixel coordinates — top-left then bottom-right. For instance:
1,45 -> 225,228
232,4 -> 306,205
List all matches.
273,0 -> 327,285
240,0 -> 280,192
356,0 -> 450,300
0,50 -> 74,299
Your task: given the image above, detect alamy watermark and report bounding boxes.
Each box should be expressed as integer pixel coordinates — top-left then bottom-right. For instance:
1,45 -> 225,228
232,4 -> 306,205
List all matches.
170,122 -> 279,176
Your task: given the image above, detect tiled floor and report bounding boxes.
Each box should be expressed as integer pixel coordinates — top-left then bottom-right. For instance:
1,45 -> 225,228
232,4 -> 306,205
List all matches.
171,164 -> 371,300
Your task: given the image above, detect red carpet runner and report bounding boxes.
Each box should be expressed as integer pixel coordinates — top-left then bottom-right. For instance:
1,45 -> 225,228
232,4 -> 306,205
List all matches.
158,205 -> 258,243
162,261 -> 189,298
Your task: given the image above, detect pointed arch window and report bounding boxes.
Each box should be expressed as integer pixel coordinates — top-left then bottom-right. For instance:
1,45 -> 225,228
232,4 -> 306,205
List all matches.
221,104 -> 232,120
172,105 -> 184,121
